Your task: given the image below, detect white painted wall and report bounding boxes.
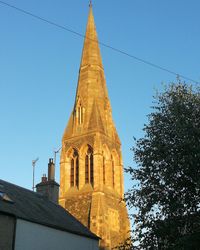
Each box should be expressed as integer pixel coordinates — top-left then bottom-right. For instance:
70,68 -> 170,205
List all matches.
15,219 -> 99,250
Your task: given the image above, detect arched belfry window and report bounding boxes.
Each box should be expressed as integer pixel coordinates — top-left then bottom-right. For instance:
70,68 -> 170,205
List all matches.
85,146 -> 94,186
111,155 -> 115,188
70,149 -> 79,188
78,105 -> 83,125
76,97 -> 84,125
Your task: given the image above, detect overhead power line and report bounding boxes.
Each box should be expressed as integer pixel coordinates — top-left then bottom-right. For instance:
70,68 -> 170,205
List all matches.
0,0 -> 199,84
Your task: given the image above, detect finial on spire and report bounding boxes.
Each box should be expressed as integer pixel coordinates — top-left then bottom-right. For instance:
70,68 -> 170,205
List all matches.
89,0 -> 92,7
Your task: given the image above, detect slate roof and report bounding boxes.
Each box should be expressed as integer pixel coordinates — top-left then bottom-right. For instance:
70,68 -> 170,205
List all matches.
0,179 -> 99,240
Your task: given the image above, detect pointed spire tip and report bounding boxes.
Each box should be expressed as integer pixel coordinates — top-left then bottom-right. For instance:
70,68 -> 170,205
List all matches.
89,0 -> 92,7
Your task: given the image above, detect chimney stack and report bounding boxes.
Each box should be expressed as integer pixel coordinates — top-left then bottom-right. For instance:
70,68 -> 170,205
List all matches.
41,174 -> 47,183
36,159 -> 59,204
48,158 -> 55,181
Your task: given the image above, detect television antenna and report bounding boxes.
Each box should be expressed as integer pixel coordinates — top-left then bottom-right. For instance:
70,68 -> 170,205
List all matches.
53,147 -> 62,167
32,157 -> 39,191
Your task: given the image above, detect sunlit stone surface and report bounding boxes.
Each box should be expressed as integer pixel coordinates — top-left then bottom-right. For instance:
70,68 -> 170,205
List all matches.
59,5 -> 130,249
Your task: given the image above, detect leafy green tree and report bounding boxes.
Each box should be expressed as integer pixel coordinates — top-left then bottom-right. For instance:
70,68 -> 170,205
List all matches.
126,82 -> 200,250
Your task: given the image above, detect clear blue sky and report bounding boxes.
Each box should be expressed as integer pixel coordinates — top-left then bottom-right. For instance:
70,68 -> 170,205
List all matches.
0,0 -> 200,192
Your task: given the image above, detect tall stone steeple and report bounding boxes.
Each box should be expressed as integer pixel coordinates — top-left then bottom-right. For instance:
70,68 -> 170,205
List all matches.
63,5 -> 119,144
60,5 -> 130,249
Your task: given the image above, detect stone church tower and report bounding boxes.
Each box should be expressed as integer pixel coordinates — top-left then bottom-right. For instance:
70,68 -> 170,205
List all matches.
59,4 -> 130,249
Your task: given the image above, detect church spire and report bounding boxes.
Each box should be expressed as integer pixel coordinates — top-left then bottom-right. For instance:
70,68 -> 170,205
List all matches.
80,3 -> 103,69
60,5 -> 130,249
63,5 -> 119,142
63,4 -> 120,145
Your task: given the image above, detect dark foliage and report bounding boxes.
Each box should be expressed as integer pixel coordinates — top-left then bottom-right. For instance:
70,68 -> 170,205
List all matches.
112,237 -> 133,250
126,83 -> 200,249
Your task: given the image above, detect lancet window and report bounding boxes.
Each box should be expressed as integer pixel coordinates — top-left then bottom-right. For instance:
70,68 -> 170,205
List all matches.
78,105 -> 83,125
85,146 -> 94,186
103,156 -> 106,185
70,149 -> 79,188
111,155 -> 115,188
76,97 -> 84,125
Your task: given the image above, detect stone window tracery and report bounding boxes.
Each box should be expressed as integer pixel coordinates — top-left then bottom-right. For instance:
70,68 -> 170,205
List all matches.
78,105 -> 83,125
70,149 -> 79,188
76,97 -> 84,125
85,146 -> 94,186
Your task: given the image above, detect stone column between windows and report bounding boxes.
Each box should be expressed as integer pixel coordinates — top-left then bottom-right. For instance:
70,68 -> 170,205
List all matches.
114,165 -> 121,195
65,158 -> 71,193
93,151 -> 103,191
119,164 -> 124,199
105,159 -> 112,188
79,156 -> 85,189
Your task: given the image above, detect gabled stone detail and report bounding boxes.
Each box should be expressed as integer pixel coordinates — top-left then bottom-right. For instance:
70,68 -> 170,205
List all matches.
88,100 -> 105,133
